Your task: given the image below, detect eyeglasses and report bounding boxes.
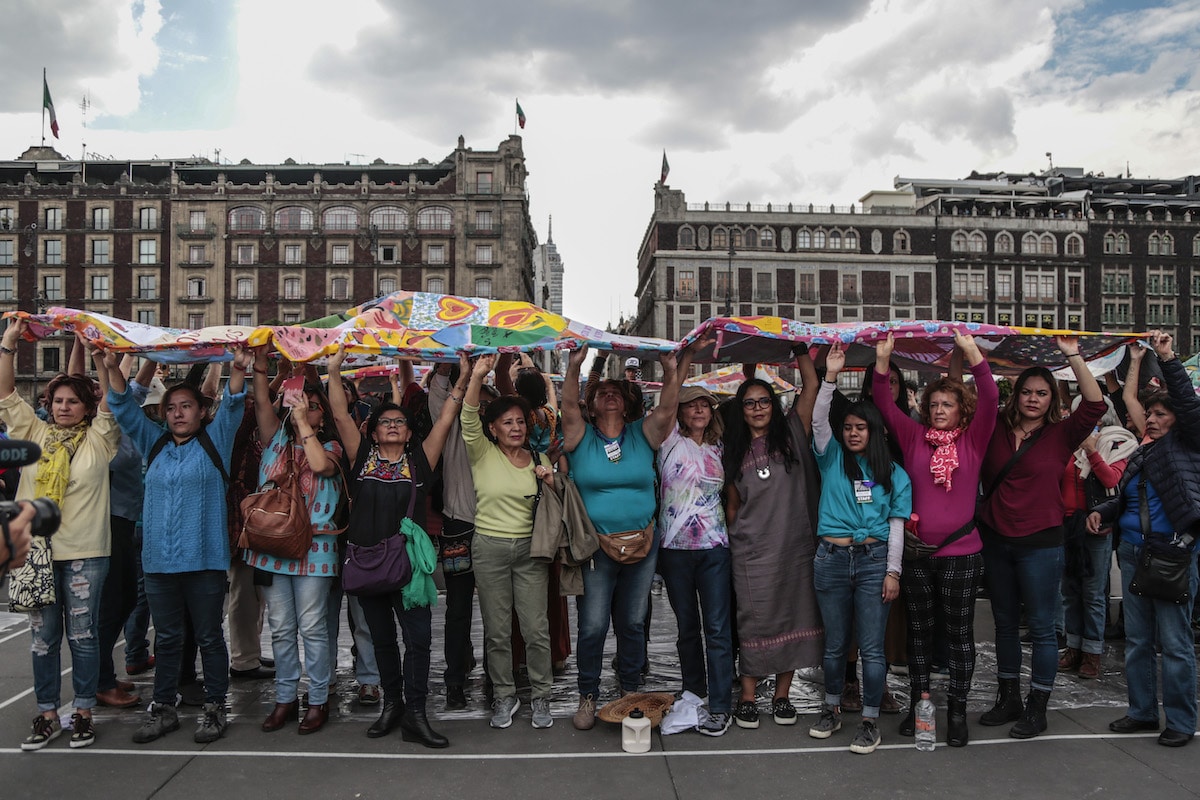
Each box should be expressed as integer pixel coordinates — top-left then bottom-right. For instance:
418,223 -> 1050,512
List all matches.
377,417 -> 408,428
742,397 -> 772,409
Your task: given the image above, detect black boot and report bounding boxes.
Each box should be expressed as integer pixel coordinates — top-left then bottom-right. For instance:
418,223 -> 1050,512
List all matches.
947,697 -> 969,747
367,700 -> 405,739
1009,689 -> 1050,739
898,696 -> 916,737
979,678 -> 1023,726
400,707 -> 450,749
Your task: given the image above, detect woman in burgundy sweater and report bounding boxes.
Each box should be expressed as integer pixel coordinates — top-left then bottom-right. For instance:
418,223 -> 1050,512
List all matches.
977,336 -> 1106,740
873,331 -> 996,748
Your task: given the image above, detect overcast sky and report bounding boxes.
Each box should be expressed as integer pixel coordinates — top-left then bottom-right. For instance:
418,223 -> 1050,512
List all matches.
1,0 -> 1197,328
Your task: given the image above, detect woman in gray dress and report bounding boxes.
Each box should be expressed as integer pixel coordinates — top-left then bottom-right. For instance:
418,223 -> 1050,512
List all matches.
722,355 -> 822,729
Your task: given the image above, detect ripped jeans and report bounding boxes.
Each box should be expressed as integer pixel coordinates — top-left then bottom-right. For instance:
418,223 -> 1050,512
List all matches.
28,557 -> 109,712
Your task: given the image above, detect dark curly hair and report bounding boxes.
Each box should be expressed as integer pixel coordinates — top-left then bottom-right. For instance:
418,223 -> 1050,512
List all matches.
586,379 -> 641,422
45,374 -> 100,423
481,396 -> 532,444
919,376 -> 977,429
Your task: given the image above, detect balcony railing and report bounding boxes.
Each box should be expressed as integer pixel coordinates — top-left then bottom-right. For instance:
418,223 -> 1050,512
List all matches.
892,293 -> 912,304
466,224 -> 501,236
795,293 -> 820,304
841,292 -> 861,304
675,290 -> 698,301
753,291 -> 777,303
180,261 -> 214,268
179,295 -> 213,304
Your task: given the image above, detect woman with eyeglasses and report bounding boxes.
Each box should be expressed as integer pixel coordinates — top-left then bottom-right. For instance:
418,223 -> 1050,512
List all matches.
560,346 -> 691,731
872,331 -> 996,747
327,346 -> 467,748
721,353 -> 823,731
245,349 -> 345,736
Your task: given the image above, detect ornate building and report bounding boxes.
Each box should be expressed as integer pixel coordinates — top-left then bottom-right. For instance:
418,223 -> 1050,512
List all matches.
0,136 -> 537,386
636,169 -> 1200,356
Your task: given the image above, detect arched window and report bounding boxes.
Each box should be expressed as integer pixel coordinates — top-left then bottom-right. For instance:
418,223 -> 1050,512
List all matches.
951,231 -> 968,252
796,229 -> 811,249
1103,232 -> 1116,254
743,229 -> 758,248
969,232 -> 986,253
474,277 -> 492,299
996,232 -> 1014,254
1193,234 -> 1200,257
759,228 -> 774,249
893,231 -> 909,253
1117,233 -> 1129,254
322,205 -> 359,231
1039,233 -> 1056,255
417,206 -> 452,231
1148,234 -> 1160,255
274,206 -> 313,231
235,277 -> 254,300
330,276 -> 350,301
378,277 -> 397,296
1022,233 -> 1038,253
843,230 -> 858,250
1065,234 -> 1084,256
678,226 -> 695,248
730,229 -> 742,248
813,229 -> 827,249
229,206 -> 265,232
1161,233 -> 1174,255
828,231 -> 842,250
427,277 -> 445,294
712,227 -> 727,249
370,206 -> 408,231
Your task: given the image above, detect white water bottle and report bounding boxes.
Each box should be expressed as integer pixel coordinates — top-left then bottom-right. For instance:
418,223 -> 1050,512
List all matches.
622,708 -> 652,753
915,692 -> 936,751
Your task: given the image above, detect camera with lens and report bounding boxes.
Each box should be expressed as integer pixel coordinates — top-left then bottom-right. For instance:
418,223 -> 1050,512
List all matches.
0,497 -> 61,538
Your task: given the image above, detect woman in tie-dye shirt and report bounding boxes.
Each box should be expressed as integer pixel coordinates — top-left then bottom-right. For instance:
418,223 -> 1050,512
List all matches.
656,385 -> 734,736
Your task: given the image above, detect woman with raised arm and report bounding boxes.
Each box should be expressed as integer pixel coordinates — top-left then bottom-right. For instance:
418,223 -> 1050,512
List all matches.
807,344 -> 912,754
1,321 -> 121,750
977,337 -> 1106,739
560,347 -> 690,731
1089,332 -> 1200,748
326,345 -> 467,748
721,348 -> 823,731
872,330 -> 997,747
104,345 -> 249,746
247,348 -> 344,735
461,354 -> 557,730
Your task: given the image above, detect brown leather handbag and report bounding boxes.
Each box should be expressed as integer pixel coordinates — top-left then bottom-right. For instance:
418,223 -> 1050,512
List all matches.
596,521 -> 655,564
239,445 -> 313,560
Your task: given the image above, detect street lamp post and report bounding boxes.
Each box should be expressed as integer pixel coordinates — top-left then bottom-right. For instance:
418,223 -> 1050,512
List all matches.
723,240 -> 735,317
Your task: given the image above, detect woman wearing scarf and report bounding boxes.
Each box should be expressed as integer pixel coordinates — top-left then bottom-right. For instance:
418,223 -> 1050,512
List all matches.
0,320 -> 121,750
1058,397 -> 1137,680
872,331 -> 996,748
977,338 -> 1106,739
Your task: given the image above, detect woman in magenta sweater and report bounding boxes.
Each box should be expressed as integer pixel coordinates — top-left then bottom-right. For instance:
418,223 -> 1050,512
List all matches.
976,337 -> 1106,739
873,331 -> 996,748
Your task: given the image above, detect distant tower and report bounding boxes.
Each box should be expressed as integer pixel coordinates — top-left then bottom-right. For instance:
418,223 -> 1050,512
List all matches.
533,215 -> 564,316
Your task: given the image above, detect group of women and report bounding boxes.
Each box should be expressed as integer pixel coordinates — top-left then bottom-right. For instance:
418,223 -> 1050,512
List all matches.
4,311 -> 1198,752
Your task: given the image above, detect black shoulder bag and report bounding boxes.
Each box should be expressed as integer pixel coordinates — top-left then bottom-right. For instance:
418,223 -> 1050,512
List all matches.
904,426 -> 1046,562
1128,475 -> 1194,604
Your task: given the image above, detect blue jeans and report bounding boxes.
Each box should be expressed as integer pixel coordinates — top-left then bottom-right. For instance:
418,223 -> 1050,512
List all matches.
28,557 -> 109,712
1118,541 -> 1198,734
144,570 -> 230,705
658,546 -> 734,715
123,523 -> 152,667
264,574 -> 333,705
813,540 -> 890,717
325,585 -> 380,686
982,536 -> 1064,692
576,535 -> 660,696
1062,528 -> 1114,655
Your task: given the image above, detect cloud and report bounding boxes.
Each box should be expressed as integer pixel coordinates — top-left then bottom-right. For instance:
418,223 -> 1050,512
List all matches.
306,0 -> 873,146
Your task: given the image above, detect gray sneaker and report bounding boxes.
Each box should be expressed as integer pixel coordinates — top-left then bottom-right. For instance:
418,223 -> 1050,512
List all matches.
698,711 -> 732,737
531,697 -> 553,729
133,702 -> 180,744
490,696 -> 520,729
808,703 -> 842,739
850,719 -> 881,754
194,701 -> 228,743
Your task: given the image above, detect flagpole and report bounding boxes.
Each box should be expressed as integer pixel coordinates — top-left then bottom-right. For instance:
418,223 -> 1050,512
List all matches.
514,97 -> 517,136
41,68 -> 46,146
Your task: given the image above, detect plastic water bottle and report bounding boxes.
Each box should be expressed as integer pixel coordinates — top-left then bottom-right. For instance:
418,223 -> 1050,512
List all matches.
915,692 -> 936,751
622,708 -> 651,754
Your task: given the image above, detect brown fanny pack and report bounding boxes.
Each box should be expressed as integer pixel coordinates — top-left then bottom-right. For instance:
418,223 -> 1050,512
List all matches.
596,521 -> 655,564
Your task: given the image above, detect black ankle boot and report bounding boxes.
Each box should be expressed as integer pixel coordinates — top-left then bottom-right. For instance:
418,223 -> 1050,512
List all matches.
979,678 -> 1023,726
947,697 -> 969,747
367,700 -> 405,738
1008,689 -> 1050,739
400,707 -> 450,749
899,698 -> 916,737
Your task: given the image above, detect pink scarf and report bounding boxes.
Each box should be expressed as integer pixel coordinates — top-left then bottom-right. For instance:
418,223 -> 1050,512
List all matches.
924,427 -> 962,491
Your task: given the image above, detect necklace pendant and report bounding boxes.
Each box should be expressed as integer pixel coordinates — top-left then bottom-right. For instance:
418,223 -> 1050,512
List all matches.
757,465 -> 771,480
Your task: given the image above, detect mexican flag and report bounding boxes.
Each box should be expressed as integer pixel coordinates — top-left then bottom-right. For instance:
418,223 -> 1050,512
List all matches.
660,150 -> 669,183
43,75 -> 59,139
516,99 -> 526,129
